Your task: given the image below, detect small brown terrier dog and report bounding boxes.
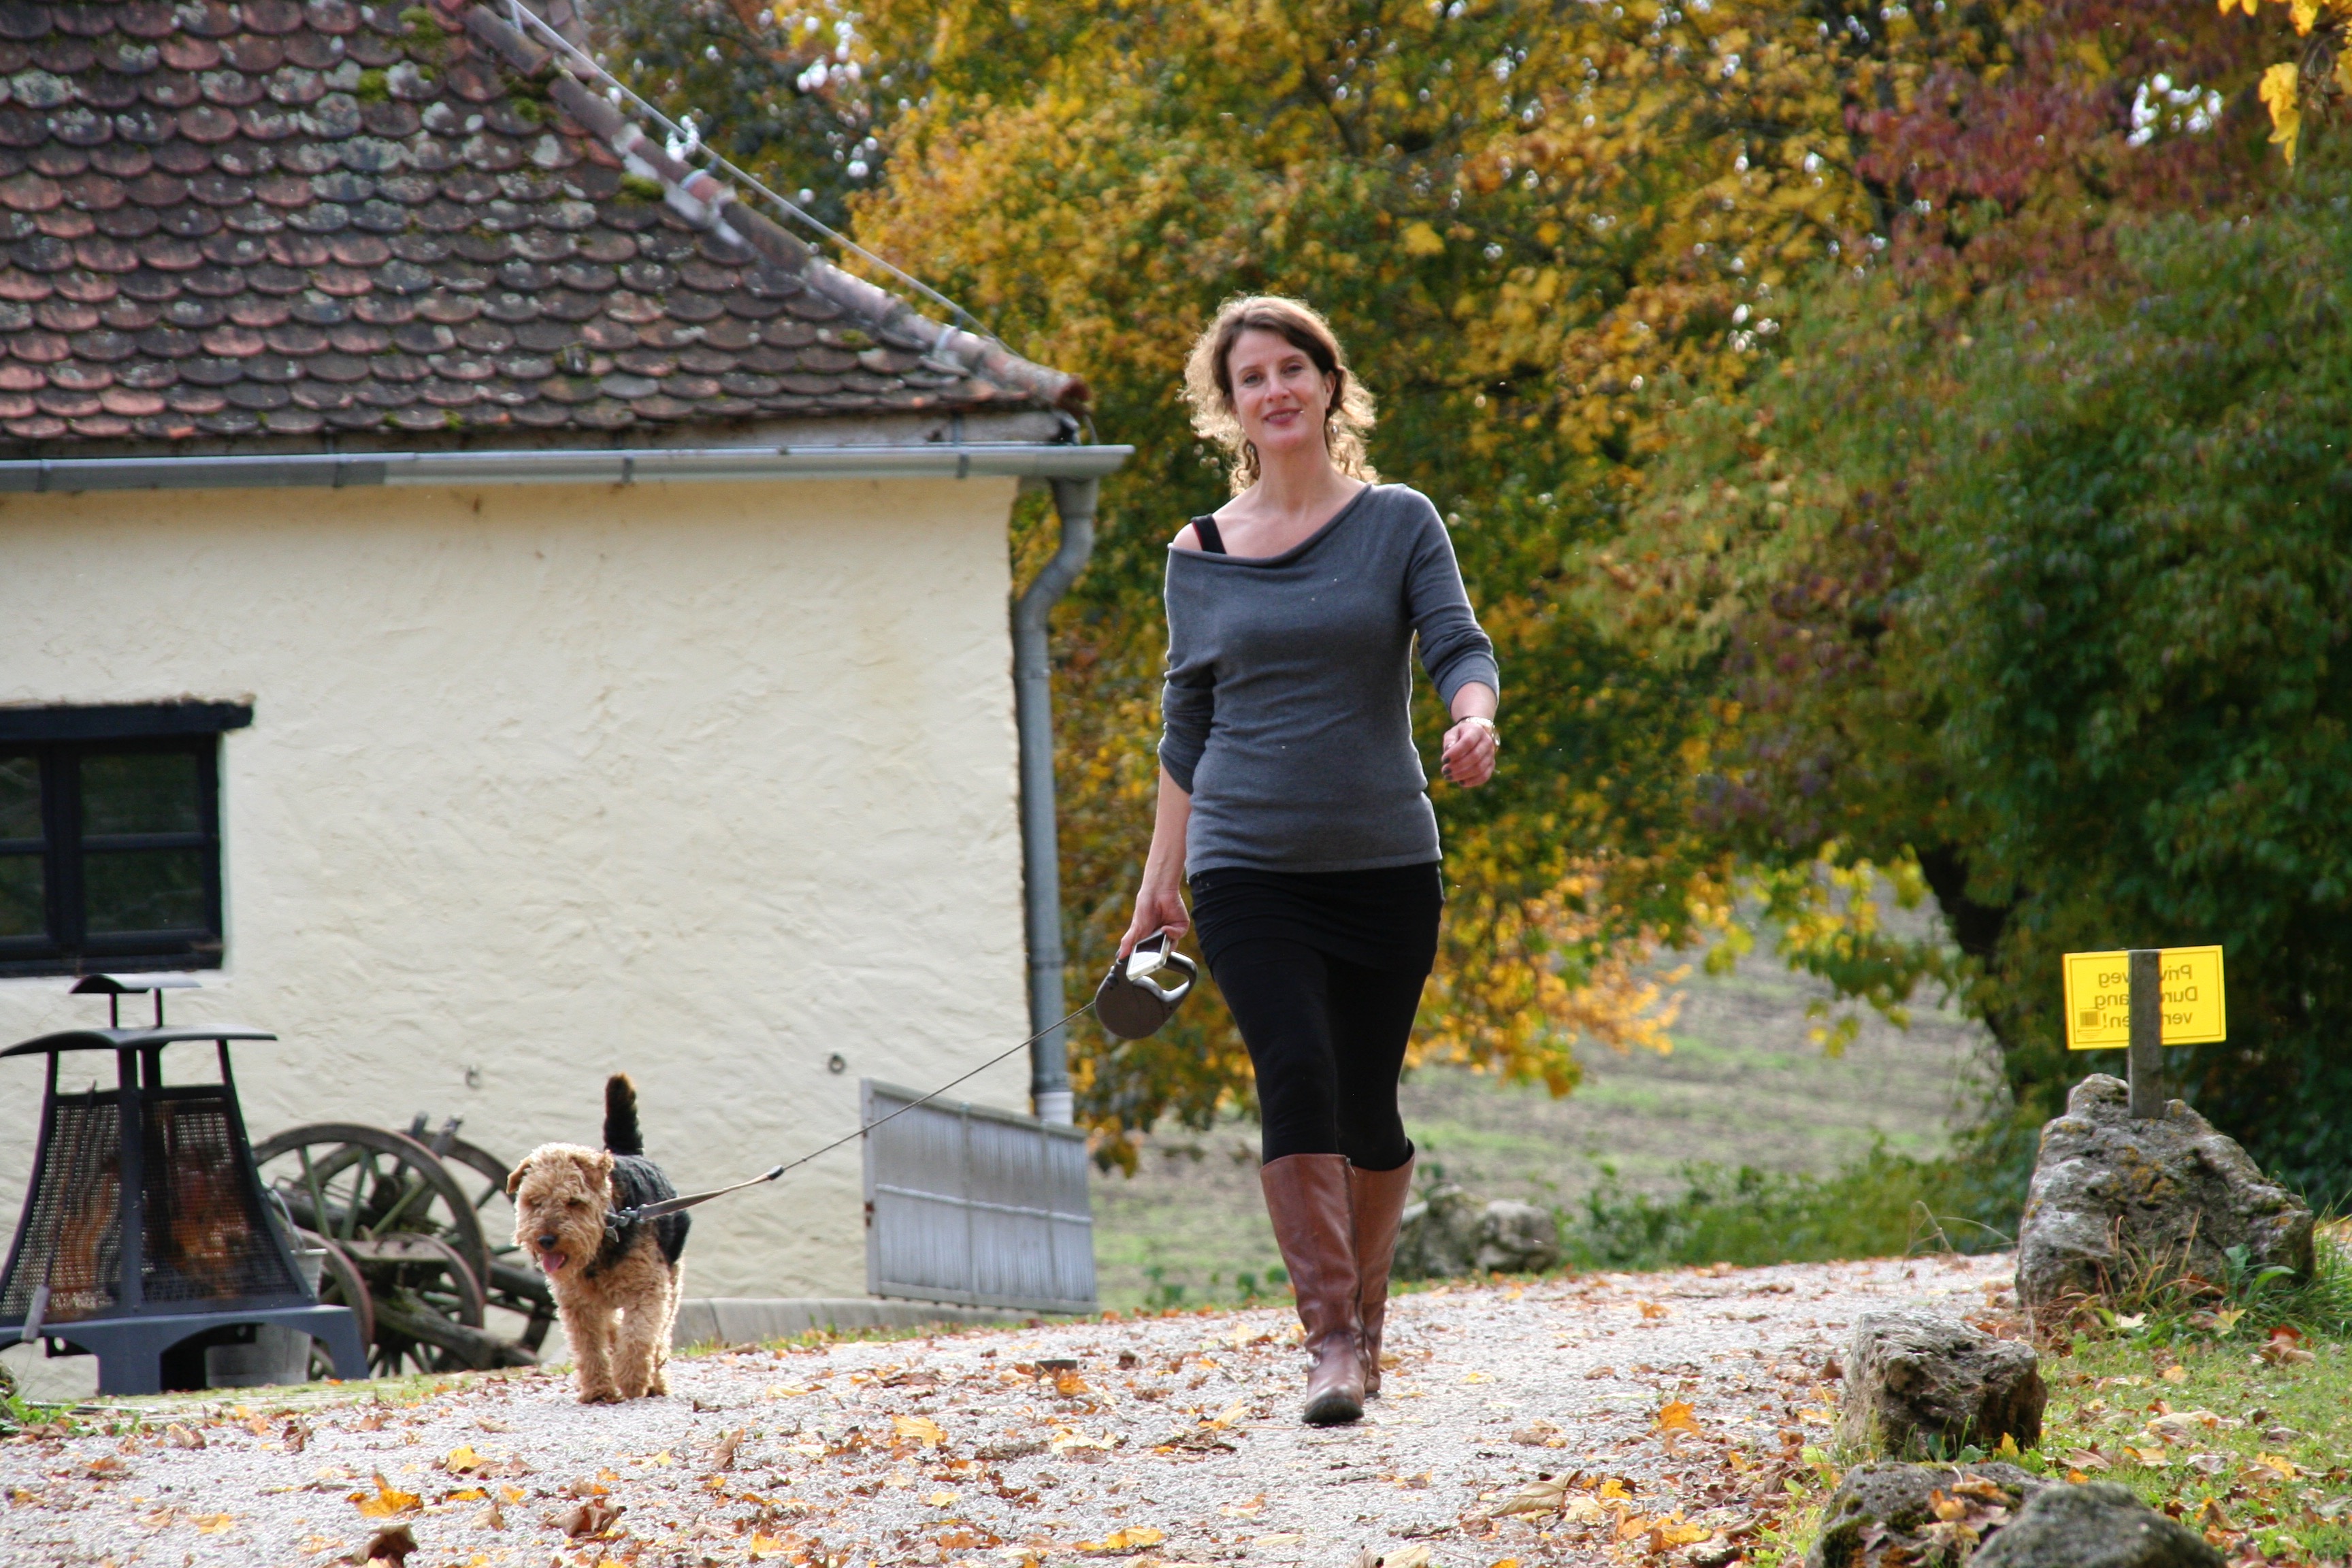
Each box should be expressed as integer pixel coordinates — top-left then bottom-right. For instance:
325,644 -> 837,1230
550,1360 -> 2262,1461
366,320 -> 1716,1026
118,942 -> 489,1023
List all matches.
507,1075 -> 691,1403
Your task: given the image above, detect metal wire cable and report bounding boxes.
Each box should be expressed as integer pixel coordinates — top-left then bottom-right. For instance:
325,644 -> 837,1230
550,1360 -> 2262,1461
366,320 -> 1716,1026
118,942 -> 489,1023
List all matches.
608,1000 -> 1095,1223
497,1 -> 997,342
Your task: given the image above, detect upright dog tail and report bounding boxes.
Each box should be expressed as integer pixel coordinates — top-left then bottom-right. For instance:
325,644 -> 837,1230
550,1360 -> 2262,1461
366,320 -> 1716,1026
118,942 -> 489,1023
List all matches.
604,1073 -> 644,1156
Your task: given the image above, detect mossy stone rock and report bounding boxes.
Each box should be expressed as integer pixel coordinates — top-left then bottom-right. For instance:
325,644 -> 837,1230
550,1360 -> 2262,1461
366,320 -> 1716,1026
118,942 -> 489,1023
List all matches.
1805,1461 -> 2046,1568
1970,1482 -> 2221,1568
2017,1075 -> 2312,1323
1837,1307 -> 2044,1458
1392,1186 -> 1560,1279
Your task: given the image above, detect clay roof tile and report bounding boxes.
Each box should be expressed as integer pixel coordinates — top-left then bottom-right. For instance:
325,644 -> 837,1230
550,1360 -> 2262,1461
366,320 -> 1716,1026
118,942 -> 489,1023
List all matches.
0,0 -> 1083,454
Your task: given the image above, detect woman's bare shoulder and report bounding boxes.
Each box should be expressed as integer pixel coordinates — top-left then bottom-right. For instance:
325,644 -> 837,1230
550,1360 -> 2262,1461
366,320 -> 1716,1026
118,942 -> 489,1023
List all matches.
1172,519 -> 1203,551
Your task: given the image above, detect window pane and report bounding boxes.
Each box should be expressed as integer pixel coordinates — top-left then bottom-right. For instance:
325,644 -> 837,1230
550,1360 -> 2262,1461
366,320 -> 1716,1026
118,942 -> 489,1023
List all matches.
83,849 -> 204,934
0,853 -> 39,936
81,752 -> 200,836
0,753 -> 36,840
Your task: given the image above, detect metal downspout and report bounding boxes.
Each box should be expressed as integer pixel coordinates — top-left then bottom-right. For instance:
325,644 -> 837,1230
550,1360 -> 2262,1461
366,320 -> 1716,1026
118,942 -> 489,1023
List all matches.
1014,477 -> 1098,1124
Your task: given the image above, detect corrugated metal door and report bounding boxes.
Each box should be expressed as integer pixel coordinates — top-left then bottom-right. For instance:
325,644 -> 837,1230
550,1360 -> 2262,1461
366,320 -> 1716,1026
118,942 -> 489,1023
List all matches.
860,1079 -> 1096,1315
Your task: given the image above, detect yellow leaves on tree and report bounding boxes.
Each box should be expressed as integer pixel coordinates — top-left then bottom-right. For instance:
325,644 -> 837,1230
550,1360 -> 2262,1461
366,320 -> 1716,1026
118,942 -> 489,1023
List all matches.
1416,860 -> 1691,1096
2261,60 -> 2304,159
2235,0 -> 2352,161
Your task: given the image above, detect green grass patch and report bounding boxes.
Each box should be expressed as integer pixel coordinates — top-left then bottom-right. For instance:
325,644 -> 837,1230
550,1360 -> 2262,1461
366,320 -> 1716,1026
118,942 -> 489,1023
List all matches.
1558,1142 -> 2024,1272
1775,1232 -> 2352,1565
1,1384 -> 76,1435
1132,1262 -> 1290,1313
2016,1232 -> 2352,1560
2031,1332 -> 2352,1560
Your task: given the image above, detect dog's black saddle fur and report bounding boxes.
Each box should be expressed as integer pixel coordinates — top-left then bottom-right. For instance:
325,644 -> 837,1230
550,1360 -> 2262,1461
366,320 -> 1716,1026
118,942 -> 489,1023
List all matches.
588,1074 -> 689,1277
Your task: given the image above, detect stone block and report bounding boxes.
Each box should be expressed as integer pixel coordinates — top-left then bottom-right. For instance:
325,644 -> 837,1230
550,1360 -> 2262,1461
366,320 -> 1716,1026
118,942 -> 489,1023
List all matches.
1837,1308 -> 2044,1458
1806,1461 -> 2046,1568
2017,1075 -> 2313,1322
1393,1186 -> 1561,1279
1475,1200 -> 1563,1274
1970,1482 -> 2222,1568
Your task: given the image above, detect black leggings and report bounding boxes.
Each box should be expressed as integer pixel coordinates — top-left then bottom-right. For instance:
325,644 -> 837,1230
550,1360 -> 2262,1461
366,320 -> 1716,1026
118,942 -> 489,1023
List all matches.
1210,938 -> 1430,1170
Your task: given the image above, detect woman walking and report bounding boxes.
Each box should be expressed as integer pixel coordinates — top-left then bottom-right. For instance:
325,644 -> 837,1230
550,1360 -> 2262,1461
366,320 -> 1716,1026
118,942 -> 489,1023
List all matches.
1119,295 -> 1499,1426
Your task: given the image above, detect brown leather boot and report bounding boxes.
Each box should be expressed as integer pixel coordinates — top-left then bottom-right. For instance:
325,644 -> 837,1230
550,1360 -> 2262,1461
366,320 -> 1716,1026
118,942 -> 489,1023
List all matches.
1258,1153 -> 1366,1426
1348,1152 -> 1415,1397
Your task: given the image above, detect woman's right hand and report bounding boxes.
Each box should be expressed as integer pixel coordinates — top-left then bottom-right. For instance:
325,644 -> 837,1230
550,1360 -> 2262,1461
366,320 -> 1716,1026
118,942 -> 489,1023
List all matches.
1117,879 -> 1190,962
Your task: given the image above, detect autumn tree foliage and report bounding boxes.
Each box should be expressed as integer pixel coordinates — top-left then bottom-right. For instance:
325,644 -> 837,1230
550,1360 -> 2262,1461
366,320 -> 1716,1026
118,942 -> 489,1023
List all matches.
1623,0 -> 2278,976
1618,2 -> 2352,1190
1632,163 -> 2352,1194
2231,0 -> 2352,161
837,0 -> 1998,1146
591,0 -> 885,228
592,0 -> 2329,1174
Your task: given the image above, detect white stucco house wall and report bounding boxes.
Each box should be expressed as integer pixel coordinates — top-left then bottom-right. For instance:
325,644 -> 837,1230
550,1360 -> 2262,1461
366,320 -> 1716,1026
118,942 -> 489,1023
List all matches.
0,0 -> 1120,1319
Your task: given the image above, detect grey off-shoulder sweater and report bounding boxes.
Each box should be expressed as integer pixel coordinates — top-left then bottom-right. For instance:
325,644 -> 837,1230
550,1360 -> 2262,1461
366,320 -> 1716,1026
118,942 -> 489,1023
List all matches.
1158,483 -> 1501,875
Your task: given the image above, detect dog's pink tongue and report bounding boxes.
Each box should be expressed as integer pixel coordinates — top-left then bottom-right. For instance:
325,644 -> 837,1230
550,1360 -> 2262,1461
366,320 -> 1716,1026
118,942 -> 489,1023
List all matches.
540,1249 -> 568,1273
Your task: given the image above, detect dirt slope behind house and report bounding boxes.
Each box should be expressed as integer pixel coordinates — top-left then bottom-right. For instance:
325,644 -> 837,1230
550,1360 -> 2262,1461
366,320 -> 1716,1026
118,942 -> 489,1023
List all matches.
0,1254 -> 2014,1567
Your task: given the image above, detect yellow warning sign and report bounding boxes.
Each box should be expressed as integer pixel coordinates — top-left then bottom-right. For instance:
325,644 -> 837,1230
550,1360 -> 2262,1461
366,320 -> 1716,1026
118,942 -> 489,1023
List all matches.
2061,947 -> 2226,1050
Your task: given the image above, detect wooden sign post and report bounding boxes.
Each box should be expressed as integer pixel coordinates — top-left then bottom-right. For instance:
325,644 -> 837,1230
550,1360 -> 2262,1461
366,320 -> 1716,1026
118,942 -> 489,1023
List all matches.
2127,949 -> 2161,1119
2062,946 -> 2225,1118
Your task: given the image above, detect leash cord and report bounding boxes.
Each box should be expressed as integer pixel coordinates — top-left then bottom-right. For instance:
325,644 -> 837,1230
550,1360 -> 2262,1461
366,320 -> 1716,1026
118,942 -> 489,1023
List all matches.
608,1001 -> 1098,1224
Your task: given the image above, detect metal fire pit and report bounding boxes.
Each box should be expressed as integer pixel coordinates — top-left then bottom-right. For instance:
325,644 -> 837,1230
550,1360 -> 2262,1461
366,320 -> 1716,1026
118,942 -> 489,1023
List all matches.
0,976 -> 366,1394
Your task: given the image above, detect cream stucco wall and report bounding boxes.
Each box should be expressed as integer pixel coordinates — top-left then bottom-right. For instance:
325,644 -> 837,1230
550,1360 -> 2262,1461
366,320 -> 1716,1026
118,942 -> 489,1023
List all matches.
0,475 -> 1036,1301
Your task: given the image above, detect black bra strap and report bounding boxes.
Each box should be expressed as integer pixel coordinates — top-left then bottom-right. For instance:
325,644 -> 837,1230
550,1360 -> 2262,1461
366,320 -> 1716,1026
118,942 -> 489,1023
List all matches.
1192,515 -> 1226,554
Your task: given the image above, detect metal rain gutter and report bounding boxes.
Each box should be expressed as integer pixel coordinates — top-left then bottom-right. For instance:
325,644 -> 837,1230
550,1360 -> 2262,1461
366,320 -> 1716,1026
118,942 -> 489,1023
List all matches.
1013,476 -> 1101,1126
0,444 -> 1133,494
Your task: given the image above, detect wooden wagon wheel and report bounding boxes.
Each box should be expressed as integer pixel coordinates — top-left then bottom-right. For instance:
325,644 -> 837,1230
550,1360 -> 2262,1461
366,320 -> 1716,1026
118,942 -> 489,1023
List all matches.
252,1124 -> 529,1372
298,1229 -> 376,1347
251,1123 -> 492,1293
338,1233 -> 509,1376
434,1136 -> 559,1354
294,1230 -> 376,1382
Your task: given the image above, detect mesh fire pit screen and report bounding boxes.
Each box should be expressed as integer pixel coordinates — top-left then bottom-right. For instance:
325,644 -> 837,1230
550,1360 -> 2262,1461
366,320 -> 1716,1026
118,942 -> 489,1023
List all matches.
0,977 -> 367,1394
146,1094 -> 305,1305
0,1090 -> 308,1322
0,1090 -> 119,1325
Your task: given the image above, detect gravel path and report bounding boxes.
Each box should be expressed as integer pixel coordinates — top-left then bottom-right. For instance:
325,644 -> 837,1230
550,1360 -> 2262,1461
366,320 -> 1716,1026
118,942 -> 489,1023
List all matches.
0,1254 -> 2016,1567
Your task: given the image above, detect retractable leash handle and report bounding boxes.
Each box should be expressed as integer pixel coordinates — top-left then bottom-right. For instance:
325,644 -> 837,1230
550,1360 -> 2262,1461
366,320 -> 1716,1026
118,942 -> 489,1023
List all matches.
1094,931 -> 1198,1041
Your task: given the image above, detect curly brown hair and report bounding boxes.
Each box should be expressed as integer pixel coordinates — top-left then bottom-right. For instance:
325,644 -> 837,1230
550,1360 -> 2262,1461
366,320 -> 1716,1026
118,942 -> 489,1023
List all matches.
1181,295 -> 1378,495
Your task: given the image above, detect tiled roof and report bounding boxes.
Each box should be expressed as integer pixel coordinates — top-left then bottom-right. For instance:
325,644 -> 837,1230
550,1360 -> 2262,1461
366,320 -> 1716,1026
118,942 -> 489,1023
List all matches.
0,0 -> 1085,451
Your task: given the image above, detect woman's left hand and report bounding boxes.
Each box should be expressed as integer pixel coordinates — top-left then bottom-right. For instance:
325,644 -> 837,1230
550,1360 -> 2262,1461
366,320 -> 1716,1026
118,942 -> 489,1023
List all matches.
1440,715 -> 1498,787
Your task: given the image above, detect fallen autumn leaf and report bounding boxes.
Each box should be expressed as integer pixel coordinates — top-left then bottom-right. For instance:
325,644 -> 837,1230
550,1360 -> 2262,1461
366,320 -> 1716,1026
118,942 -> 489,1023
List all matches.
350,1475 -> 420,1518
1486,1478 -> 1569,1518
1077,1526 -> 1169,1551
893,1414 -> 946,1447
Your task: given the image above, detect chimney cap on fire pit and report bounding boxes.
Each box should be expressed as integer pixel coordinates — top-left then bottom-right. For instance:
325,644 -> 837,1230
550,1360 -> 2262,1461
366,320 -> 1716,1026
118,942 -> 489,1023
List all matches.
68,974 -> 203,995
2,974 -> 276,1055
62,972 -> 217,1029
2,1024 -> 278,1059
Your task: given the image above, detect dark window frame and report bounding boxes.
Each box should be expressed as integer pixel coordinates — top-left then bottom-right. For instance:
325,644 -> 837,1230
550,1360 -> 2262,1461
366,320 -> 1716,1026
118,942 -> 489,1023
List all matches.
0,703 -> 248,978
